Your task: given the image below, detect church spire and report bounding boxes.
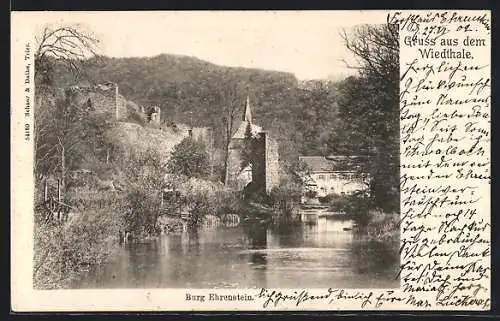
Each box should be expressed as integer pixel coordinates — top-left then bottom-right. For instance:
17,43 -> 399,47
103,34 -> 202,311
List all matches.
243,95 -> 252,123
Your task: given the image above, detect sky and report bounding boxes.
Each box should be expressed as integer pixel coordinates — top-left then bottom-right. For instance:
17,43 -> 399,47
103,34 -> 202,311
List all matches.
26,11 -> 388,80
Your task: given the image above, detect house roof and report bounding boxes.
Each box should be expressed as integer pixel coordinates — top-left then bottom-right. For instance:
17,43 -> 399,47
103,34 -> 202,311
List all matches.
299,155 -> 367,172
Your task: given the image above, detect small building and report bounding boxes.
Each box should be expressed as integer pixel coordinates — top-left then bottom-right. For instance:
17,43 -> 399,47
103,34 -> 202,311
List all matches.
298,155 -> 369,200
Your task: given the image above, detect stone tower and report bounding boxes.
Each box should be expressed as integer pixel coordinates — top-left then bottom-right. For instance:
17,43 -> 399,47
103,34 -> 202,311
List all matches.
226,96 -> 279,194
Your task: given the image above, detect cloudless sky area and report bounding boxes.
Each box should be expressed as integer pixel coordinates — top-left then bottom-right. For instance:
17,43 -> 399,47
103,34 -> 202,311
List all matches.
30,11 -> 387,80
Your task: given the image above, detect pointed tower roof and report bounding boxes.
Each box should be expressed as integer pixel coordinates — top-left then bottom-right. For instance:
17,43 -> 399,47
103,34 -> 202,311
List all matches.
232,95 -> 261,139
243,95 -> 252,122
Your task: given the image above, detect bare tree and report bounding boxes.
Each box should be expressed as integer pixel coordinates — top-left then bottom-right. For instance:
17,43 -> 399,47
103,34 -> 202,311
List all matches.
34,24 -> 102,193
220,82 -> 242,185
340,23 -> 399,82
212,72 -> 249,185
34,24 -> 101,85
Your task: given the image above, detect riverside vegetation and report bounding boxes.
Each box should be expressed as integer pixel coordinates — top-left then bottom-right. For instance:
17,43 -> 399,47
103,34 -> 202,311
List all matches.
33,23 -> 400,289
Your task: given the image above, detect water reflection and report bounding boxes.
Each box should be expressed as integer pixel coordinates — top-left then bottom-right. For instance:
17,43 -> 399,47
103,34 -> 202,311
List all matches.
76,216 -> 399,289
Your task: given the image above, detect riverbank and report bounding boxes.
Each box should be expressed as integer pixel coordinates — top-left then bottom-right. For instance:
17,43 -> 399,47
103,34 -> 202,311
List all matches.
316,193 -> 399,243
33,175 -> 398,290
33,208 -> 122,289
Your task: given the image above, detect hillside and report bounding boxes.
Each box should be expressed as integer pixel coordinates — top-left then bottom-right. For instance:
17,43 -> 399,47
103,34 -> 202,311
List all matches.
110,122 -> 190,158
48,53 -> 341,160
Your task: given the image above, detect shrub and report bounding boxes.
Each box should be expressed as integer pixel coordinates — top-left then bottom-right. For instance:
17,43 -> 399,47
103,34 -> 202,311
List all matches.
176,177 -> 242,228
33,209 -> 121,289
123,188 -> 162,237
365,210 -> 400,244
270,182 -> 301,211
340,191 -> 376,225
168,137 -> 210,178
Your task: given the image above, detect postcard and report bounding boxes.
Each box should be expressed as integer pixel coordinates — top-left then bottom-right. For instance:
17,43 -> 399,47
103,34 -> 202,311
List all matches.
10,10 -> 491,311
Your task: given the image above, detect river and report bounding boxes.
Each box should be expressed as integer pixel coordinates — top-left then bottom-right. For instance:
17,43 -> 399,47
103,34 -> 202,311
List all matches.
76,215 -> 399,289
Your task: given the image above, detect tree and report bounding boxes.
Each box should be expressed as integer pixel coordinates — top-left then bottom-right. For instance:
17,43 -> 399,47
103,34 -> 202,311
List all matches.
332,23 -> 399,213
34,24 -> 101,86
240,122 -> 256,169
35,88 -> 112,191
168,137 -> 210,178
295,80 -> 339,156
212,73 -> 249,184
34,24 -> 104,189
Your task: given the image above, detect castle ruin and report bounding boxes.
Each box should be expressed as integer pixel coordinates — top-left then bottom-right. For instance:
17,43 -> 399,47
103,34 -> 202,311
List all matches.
68,81 -> 130,121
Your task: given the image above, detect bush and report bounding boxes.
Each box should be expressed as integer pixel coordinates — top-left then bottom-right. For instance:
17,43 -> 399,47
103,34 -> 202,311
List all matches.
339,191 -> 376,225
365,210 -> 399,241
321,193 -> 347,210
33,209 -> 121,289
168,137 -> 210,178
177,177 -> 242,229
268,180 -> 302,223
123,188 -> 162,237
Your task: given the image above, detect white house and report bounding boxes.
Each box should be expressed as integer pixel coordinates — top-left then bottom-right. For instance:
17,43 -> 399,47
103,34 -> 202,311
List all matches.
298,155 -> 369,200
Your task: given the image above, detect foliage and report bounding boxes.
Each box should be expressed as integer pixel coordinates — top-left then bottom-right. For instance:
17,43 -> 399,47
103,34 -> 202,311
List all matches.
33,209 -> 121,289
119,148 -> 169,236
364,209 -> 400,246
328,23 -> 399,213
240,122 -> 256,169
168,137 -> 210,178
123,188 -> 161,237
47,54 -> 345,162
35,24 -> 101,86
177,177 -> 242,229
322,193 -> 349,209
339,191 -> 376,225
125,148 -> 168,190
269,179 -> 302,218
304,190 -> 317,199
34,88 -> 112,186
294,81 -> 340,155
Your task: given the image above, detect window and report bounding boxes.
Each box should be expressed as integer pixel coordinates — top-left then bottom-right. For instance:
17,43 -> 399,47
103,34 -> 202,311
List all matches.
342,173 -> 354,180
318,174 -> 325,180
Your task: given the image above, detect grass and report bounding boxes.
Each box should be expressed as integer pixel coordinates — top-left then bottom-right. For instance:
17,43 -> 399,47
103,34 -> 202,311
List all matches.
33,208 -> 122,289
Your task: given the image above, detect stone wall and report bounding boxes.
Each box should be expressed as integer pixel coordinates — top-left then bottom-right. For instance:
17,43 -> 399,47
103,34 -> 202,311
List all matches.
67,82 -> 131,121
227,131 -> 280,195
189,127 -> 214,150
264,133 -> 280,194
251,134 -> 266,194
115,92 -> 129,121
110,122 -> 190,160
227,139 -> 249,189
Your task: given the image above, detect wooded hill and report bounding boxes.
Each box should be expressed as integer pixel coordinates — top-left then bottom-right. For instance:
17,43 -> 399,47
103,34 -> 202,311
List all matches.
47,54 -> 342,162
